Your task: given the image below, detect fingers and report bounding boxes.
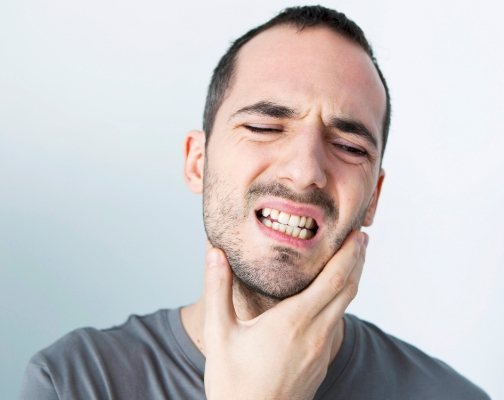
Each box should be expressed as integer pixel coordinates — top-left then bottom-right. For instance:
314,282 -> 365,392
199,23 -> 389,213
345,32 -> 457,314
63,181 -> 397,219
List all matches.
203,247 -> 236,343
316,235 -> 365,328
289,230 -> 367,319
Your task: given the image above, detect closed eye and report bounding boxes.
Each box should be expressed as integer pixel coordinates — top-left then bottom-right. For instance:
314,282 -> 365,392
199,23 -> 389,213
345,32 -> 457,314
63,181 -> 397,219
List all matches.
334,144 -> 368,157
244,125 -> 283,133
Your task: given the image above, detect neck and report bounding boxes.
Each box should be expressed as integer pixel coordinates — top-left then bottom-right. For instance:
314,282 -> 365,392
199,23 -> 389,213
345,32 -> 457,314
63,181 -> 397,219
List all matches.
231,276 -> 281,319
181,276 -> 345,363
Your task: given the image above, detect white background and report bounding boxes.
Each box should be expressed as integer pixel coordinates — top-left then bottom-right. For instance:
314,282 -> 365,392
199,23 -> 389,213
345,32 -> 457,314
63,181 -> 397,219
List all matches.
1,0 -> 503,398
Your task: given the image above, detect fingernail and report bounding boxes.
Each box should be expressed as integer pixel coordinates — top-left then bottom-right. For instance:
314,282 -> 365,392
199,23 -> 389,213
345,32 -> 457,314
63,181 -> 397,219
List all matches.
206,249 -> 221,266
362,232 -> 369,247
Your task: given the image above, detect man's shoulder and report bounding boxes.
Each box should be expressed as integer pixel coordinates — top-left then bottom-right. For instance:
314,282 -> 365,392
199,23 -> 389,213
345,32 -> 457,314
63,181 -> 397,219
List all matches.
21,309 -> 184,399
34,308 -> 171,367
25,308 -> 175,385
344,314 -> 490,400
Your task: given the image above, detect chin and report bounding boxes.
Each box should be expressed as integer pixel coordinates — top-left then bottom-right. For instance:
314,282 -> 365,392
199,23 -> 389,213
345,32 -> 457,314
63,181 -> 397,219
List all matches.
227,248 -> 324,300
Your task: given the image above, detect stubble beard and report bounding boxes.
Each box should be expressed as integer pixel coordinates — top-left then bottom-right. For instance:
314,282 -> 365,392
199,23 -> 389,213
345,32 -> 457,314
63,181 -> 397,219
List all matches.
202,163 -> 364,306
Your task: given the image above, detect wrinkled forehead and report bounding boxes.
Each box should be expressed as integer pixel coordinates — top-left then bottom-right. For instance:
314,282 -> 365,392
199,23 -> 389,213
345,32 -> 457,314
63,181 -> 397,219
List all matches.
218,25 -> 386,151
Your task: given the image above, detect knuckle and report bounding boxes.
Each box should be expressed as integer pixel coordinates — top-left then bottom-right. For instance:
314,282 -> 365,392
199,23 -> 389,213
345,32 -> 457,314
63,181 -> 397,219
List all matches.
345,282 -> 359,302
282,309 -> 304,333
351,244 -> 360,260
359,243 -> 366,260
329,273 -> 346,293
309,333 -> 329,357
312,336 -> 326,355
205,271 -> 224,296
285,314 -> 300,330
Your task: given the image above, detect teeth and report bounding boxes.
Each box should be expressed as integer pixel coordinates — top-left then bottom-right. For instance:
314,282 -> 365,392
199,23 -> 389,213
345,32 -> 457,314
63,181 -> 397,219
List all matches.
261,218 -> 272,228
258,208 -> 318,240
259,208 -> 316,229
278,212 -> 290,225
288,215 -> 300,227
260,219 -> 314,240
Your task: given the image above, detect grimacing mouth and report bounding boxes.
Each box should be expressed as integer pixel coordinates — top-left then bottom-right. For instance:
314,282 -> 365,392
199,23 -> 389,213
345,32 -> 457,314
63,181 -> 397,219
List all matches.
255,208 -> 319,240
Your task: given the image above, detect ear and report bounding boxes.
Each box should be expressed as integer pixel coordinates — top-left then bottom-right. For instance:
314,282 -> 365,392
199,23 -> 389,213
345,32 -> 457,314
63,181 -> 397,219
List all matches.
362,168 -> 385,227
183,130 -> 206,194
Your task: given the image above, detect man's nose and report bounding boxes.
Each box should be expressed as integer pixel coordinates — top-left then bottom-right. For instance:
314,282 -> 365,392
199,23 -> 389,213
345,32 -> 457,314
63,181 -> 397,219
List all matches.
275,130 -> 328,191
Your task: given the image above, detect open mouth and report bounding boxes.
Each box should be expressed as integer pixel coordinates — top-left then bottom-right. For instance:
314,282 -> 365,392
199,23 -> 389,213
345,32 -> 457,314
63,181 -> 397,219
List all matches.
255,208 -> 319,240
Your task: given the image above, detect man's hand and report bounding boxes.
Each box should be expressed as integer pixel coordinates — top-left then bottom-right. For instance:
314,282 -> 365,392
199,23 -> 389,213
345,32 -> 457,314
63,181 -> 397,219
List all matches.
203,231 -> 368,400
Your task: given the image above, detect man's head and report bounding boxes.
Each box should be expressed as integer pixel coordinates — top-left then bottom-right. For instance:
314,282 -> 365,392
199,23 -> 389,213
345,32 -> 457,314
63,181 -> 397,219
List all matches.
203,5 -> 391,157
184,6 -> 388,302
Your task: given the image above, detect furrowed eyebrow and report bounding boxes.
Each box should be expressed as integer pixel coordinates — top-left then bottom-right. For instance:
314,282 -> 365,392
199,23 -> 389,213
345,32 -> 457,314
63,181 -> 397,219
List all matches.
329,116 -> 378,151
230,101 -> 379,151
230,101 -> 299,120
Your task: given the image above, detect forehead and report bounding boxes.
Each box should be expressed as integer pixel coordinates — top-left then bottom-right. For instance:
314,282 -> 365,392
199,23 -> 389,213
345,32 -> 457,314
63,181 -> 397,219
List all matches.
216,25 -> 386,149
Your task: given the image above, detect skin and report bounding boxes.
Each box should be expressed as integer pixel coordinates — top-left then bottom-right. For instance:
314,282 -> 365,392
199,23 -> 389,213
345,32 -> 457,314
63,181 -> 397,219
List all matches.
182,25 -> 386,399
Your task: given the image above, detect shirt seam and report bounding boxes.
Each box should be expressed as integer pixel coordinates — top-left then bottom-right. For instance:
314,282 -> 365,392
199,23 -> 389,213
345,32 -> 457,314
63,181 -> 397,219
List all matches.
29,360 -> 62,400
163,308 -> 204,375
316,315 -> 358,399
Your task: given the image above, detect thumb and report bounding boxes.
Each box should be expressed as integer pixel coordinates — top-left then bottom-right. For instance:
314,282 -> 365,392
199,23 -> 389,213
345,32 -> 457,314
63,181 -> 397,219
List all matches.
203,247 -> 235,342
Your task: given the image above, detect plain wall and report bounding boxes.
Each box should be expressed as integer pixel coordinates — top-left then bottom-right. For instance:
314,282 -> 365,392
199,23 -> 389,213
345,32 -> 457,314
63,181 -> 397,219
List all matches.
1,0 -> 503,398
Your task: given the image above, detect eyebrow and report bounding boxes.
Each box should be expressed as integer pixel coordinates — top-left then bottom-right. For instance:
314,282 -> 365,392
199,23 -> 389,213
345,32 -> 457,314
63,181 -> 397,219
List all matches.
230,100 -> 298,119
230,100 -> 378,150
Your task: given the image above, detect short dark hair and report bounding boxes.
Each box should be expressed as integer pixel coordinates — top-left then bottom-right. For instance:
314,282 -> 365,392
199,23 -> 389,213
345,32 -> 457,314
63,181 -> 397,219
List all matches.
202,5 -> 391,157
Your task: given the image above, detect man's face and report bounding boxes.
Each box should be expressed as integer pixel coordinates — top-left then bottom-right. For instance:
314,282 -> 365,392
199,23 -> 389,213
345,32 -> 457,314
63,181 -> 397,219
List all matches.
195,26 -> 385,300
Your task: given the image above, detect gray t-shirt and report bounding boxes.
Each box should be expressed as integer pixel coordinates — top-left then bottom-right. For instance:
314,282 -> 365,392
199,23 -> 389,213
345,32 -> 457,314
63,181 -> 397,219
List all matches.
19,308 -> 490,399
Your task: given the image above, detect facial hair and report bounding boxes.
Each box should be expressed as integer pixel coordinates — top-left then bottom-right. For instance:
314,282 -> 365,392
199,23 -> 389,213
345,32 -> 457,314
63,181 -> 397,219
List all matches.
203,163 -> 364,301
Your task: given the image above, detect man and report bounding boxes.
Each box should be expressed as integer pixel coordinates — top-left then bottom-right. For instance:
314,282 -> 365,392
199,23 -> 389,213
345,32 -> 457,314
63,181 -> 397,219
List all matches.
20,6 -> 489,399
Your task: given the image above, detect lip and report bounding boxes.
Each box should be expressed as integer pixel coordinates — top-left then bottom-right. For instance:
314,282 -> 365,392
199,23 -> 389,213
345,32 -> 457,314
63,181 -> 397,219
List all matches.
254,198 -> 324,249
255,216 -> 318,249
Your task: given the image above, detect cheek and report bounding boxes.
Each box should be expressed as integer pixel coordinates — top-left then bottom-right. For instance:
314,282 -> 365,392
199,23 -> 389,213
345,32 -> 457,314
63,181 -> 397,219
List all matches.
221,141 -> 272,183
207,143 -> 272,210
333,166 -> 375,221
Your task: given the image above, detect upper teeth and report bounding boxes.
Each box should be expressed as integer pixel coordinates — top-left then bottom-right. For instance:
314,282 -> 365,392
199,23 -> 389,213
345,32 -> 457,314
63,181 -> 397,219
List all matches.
261,208 -> 315,229
260,208 -> 317,239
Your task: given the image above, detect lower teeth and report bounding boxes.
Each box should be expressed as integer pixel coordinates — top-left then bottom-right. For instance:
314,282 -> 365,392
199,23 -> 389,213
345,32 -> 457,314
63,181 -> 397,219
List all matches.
261,218 -> 314,239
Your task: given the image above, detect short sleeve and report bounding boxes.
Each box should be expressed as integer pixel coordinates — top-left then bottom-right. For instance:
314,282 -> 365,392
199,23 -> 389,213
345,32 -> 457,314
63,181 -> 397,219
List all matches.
19,357 -> 59,400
